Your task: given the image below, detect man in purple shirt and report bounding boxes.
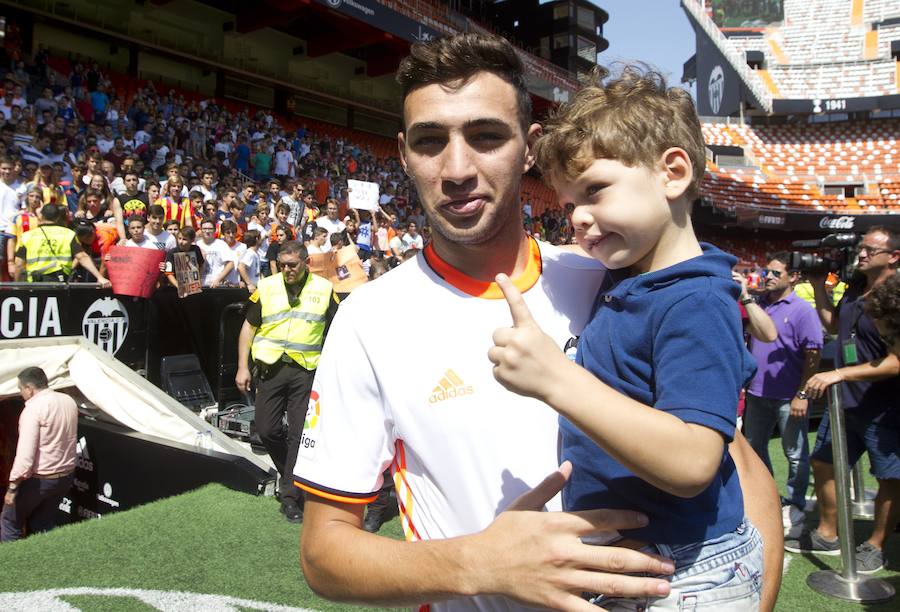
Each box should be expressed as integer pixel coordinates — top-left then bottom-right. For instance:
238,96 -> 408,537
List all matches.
743,252 -> 823,530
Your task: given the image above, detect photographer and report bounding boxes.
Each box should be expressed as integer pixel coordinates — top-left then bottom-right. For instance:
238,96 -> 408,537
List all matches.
785,226 -> 899,574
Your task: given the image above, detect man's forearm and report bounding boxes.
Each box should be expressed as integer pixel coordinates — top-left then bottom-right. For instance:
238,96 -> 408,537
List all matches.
237,321 -> 255,368
838,353 -> 900,382
730,431 -> 782,612
75,252 -> 105,281
798,350 -> 821,389
302,500 -> 475,606
812,283 -> 837,333
744,302 -> 777,343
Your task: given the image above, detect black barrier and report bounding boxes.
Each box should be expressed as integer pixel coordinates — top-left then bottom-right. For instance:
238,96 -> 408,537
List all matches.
59,417 -> 273,525
0,283 -> 250,406
148,286 -> 248,407
0,283 -> 150,370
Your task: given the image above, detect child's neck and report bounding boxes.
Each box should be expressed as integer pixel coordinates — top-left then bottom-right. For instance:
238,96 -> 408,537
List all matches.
630,219 -> 703,276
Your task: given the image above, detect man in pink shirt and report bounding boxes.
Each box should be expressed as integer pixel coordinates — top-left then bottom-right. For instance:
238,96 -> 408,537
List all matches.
1,367 -> 77,542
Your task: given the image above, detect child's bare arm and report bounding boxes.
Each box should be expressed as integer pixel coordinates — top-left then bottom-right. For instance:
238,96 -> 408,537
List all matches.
489,274 -> 725,499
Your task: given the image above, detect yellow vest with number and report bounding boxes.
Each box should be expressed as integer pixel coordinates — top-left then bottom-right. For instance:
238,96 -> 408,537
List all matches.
251,272 -> 333,369
22,224 -> 75,281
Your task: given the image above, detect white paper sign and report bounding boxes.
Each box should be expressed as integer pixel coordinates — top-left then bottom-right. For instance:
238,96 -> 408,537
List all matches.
347,179 -> 380,211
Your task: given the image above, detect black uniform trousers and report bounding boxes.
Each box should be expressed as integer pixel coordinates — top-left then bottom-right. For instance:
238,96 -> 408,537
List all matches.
254,359 -> 315,503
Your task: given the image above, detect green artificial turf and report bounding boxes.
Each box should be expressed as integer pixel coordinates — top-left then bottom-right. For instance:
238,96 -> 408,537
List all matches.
0,433 -> 897,611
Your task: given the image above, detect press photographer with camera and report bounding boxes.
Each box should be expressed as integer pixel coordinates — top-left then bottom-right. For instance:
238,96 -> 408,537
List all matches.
785,226 -> 899,573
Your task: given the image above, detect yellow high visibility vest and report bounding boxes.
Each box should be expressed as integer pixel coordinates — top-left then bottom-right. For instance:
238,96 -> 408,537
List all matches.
21,224 -> 75,281
251,272 -> 333,369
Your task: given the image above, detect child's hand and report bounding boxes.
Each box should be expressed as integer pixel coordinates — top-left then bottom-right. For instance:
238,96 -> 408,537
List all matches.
488,274 -> 570,401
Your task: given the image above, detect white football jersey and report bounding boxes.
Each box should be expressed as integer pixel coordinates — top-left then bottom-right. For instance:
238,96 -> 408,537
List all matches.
294,238 -> 605,612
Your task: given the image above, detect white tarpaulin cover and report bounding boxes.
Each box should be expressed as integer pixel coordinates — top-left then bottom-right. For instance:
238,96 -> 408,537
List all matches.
0,336 -> 273,475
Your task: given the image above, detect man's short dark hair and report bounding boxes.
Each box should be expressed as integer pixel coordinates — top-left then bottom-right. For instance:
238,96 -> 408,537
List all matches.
18,367 -> 49,390
768,251 -> 791,268
148,204 -> 165,218
279,240 -> 308,260
396,33 -> 532,134
41,203 -> 63,223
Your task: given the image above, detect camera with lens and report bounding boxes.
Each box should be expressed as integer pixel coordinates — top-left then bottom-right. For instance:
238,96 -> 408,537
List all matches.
789,233 -> 860,279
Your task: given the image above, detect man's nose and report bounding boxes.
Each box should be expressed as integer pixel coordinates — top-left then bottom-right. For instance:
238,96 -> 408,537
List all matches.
441,135 -> 476,186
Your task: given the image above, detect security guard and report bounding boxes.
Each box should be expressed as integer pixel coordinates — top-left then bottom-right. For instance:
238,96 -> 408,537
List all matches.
236,240 -> 338,522
13,203 -> 110,286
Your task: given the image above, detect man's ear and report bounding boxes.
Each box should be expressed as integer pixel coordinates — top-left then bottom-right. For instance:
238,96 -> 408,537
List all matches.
523,123 -> 542,174
397,131 -> 409,176
660,147 -> 693,200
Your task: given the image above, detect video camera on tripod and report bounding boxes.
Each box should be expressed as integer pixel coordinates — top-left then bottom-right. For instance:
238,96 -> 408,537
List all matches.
789,233 -> 860,280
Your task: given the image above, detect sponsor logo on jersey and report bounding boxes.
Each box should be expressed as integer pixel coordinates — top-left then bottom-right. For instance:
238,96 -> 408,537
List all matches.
300,390 -> 320,458
428,369 -> 474,404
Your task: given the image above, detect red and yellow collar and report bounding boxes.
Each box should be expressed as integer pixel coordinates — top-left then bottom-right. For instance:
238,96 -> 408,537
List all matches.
423,236 -> 542,299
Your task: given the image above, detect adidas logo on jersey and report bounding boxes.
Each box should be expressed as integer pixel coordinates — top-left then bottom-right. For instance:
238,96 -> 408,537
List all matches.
429,369 -> 474,404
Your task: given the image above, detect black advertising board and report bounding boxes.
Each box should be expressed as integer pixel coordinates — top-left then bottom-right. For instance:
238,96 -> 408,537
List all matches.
314,0 -> 441,44
59,418 -> 273,525
692,21 -> 753,117
772,94 -> 900,115
0,283 -> 149,370
697,202 -> 900,232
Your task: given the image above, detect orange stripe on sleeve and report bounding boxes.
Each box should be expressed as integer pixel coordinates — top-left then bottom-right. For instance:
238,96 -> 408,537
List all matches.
295,481 -> 377,504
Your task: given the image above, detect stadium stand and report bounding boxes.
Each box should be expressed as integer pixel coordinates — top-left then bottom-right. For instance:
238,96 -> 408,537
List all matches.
700,118 -> 900,213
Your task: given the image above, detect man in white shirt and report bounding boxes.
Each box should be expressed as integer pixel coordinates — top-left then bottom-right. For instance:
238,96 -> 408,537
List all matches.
197,218 -> 235,288
0,156 -> 21,280
401,220 -> 424,252
144,205 -> 176,251
273,140 -> 294,178
295,33 -> 781,612
314,200 -> 346,253
123,216 -> 159,250
198,168 -> 217,202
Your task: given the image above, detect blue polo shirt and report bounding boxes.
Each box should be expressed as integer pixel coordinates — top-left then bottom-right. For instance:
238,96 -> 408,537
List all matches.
562,244 -> 756,545
835,286 -> 900,421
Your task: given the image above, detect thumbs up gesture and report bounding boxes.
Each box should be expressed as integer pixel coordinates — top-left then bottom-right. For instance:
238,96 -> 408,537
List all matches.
488,274 -> 572,400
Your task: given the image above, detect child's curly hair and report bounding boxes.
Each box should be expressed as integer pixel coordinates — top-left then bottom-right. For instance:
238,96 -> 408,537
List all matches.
866,273 -> 900,340
534,64 -> 706,201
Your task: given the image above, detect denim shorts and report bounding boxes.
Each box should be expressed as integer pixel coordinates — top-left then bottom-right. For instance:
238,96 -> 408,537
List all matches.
811,409 -> 900,480
589,519 -> 763,611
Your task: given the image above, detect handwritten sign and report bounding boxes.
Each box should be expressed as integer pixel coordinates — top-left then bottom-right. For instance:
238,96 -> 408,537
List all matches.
347,179 -> 380,212
106,246 -> 165,299
174,251 -> 202,298
308,245 -> 368,293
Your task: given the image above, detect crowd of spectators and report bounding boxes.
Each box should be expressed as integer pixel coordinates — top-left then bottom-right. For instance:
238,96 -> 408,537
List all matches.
0,46 -> 576,288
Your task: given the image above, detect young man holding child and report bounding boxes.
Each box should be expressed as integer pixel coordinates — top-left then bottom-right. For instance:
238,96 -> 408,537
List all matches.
296,33 -> 781,612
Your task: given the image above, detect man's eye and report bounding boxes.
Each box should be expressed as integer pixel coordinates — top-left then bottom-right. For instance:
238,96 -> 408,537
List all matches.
586,184 -> 606,196
412,136 -> 443,147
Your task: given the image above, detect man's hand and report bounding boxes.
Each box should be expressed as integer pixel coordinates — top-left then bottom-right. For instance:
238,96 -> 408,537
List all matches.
4,488 -> 16,506
97,276 -> 112,289
732,270 -> 749,299
804,370 -> 842,399
235,366 -> 252,393
789,396 -> 808,419
488,274 -> 571,400
471,461 -> 674,611
805,270 -> 828,288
